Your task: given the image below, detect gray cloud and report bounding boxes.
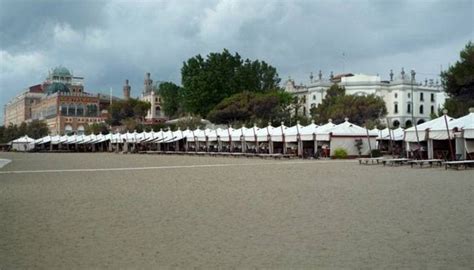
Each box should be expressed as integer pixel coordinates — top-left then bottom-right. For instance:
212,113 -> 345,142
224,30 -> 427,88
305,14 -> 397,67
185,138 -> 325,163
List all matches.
1,0 -> 473,122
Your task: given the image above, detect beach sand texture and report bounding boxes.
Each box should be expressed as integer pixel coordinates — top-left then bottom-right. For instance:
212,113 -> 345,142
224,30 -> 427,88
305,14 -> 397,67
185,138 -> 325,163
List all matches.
1,152 -> 473,269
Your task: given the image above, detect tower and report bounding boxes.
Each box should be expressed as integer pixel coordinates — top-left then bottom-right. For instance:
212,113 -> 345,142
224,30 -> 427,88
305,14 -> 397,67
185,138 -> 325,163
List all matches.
144,72 -> 153,94
123,79 -> 131,100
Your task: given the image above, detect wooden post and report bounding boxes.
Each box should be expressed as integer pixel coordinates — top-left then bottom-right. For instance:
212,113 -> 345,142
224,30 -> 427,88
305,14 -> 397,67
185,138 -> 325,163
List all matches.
443,110 -> 455,161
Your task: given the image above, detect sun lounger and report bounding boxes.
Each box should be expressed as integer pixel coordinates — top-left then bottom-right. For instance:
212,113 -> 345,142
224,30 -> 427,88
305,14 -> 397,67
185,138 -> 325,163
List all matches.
382,158 -> 410,166
358,157 -> 384,165
408,159 -> 443,168
443,160 -> 474,170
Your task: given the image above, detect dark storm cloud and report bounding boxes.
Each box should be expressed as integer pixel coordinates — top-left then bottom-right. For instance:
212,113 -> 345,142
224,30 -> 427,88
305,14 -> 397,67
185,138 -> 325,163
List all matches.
0,0 -> 107,51
1,0 -> 473,121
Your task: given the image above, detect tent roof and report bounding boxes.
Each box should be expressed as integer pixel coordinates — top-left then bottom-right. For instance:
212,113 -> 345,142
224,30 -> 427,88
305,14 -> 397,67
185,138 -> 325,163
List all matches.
327,120 -> 376,136
445,112 -> 474,130
11,135 -> 35,143
405,115 -> 454,132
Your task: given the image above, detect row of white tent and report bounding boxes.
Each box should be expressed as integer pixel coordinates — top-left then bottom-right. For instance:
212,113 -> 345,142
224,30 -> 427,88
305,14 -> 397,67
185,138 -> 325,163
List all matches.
403,111 -> 474,159
10,111 -> 474,158
29,119 -> 376,145
12,119 -> 378,156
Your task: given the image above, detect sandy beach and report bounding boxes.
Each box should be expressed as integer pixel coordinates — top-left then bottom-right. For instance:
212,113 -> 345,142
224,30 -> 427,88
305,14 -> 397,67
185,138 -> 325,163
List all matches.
0,152 -> 473,269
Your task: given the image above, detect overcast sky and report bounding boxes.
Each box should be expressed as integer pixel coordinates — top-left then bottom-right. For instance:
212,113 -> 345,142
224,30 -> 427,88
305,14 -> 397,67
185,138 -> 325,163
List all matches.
0,0 -> 473,121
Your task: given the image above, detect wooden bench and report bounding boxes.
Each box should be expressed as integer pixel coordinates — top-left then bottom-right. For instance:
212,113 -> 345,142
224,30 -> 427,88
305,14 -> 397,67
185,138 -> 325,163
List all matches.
382,158 -> 411,166
358,157 -> 385,165
408,159 -> 443,168
443,160 -> 474,170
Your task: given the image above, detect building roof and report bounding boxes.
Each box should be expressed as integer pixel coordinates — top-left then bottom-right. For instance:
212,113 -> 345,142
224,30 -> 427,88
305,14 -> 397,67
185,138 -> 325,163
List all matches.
46,82 -> 70,95
52,66 -> 71,77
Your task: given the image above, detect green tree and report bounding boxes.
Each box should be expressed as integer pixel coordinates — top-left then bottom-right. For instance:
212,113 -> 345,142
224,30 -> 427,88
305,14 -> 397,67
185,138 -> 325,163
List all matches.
85,122 -> 109,135
157,82 -> 183,118
107,98 -> 151,126
311,84 -> 387,126
207,90 -> 293,126
0,120 -> 48,143
181,49 -> 281,117
441,41 -> 474,117
26,120 -> 49,138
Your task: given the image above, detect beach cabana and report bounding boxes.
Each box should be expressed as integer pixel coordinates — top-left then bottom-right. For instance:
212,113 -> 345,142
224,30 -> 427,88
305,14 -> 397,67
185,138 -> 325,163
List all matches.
326,119 -> 377,158
428,110 -> 474,160
298,120 -> 319,157
405,114 -> 454,159
377,127 -> 404,155
10,135 -> 36,151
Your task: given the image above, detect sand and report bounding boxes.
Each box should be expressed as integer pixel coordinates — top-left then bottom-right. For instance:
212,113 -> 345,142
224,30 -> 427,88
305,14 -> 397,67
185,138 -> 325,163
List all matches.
0,152 -> 473,269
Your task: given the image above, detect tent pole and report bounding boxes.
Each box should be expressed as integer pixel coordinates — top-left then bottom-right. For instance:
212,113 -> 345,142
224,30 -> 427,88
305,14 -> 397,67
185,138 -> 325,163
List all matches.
365,125 -> 372,158
443,110 -> 455,160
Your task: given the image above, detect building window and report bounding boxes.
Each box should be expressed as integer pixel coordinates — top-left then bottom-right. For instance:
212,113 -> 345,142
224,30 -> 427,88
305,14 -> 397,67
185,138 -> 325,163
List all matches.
407,103 -> 411,113
60,104 -> 68,116
76,104 -> 84,116
431,93 -> 435,102
313,95 -> 316,100
394,93 -> 398,98
431,105 -> 435,114
77,125 -> 85,135
419,105 -> 424,114
392,120 -> 400,128
408,93 -> 411,98
310,103 -> 316,108
86,104 -> 98,117
405,120 -> 412,128
67,104 -> 75,116
394,103 -> 398,114
64,124 -> 73,135
420,92 -> 424,101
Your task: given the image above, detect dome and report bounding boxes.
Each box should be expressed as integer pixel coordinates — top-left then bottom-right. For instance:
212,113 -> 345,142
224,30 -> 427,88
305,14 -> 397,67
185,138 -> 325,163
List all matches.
46,82 -> 70,94
52,66 -> 71,77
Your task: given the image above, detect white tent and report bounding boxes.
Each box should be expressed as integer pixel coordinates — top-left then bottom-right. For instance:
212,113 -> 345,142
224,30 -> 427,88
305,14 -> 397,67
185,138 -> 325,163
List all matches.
378,127 -> 404,141
285,123 -> 304,142
10,135 -> 36,151
270,123 -> 287,142
326,120 -> 377,157
298,121 -> 319,141
314,120 -> 337,141
404,115 -> 454,142
462,113 -> 474,139
429,111 -> 474,159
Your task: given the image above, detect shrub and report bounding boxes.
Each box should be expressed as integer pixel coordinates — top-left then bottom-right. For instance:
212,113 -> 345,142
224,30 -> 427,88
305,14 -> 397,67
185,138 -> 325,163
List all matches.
333,148 -> 348,159
371,149 -> 382,157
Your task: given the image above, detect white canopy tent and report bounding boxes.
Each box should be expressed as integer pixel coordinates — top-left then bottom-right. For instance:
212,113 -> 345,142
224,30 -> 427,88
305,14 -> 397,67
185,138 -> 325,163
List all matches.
10,135 -> 36,151
404,114 -> 455,159
326,120 -> 377,157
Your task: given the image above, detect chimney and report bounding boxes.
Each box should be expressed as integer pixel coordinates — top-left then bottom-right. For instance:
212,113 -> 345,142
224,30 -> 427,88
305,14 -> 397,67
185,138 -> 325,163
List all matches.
123,79 -> 131,100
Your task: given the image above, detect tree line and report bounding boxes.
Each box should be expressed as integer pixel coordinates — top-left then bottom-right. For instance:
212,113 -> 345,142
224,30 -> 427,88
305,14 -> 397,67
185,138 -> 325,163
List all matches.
0,120 -> 49,143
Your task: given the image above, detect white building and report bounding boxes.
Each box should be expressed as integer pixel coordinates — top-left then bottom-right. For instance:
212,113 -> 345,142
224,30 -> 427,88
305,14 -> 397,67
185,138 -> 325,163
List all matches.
139,72 -> 166,123
285,69 -> 446,128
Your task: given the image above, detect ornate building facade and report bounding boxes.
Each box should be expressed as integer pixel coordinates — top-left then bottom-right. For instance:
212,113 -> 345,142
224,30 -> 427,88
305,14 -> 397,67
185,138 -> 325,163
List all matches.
4,67 -> 109,135
285,68 -> 447,128
139,72 -> 167,123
